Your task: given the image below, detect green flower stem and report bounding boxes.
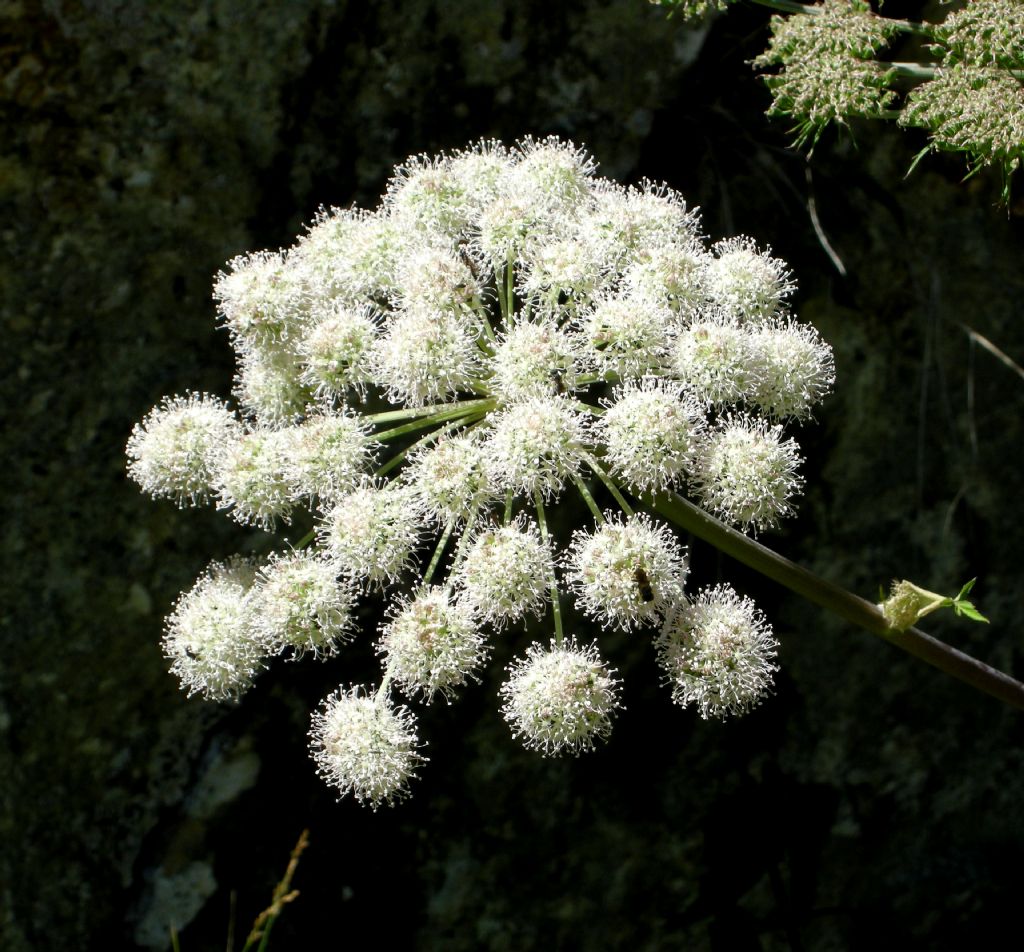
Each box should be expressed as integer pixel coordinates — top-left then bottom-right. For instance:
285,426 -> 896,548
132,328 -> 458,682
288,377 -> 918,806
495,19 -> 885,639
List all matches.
448,506 -> 479,577
503,487 -> 514,526
646,489 -> 1024,710
889,62 -> 938,81
534,490 -> 564,645
421,519 -> 456,588
373,400 -> 495,443
364,397 -> 494,426
374,415 -> 483,478
505,255 -> 515,323
582,452 -> 635,518
572,475 -> 606,523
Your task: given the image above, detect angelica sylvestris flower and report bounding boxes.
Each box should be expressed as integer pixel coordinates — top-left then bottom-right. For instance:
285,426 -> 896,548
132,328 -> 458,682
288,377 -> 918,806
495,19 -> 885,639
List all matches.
126,392 -> 240,506
564,512 -> 688,631
454,519 -> 554,627
500,637 -> 622,756
656,584 -> 779,719
377,587 -> 488,702
163,559 -> 265,701
310,686 -> 427,809
253,550 -> 356,658
128,136 -> 834,807
693,414 -> 805,531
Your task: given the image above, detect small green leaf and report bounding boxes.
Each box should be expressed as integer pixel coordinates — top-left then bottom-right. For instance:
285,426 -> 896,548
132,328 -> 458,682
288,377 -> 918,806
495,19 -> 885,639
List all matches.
954,601 -> 989,624
956,577 -> 977,600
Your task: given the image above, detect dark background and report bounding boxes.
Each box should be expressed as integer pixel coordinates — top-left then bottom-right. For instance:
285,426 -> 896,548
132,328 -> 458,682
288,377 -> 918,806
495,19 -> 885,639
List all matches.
4,1 -> 1024,949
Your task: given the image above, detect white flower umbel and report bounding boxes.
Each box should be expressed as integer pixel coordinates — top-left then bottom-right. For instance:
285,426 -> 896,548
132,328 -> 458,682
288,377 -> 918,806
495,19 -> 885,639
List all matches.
510,135 -> 597,218
518,236 -> 611,315
707,237 -> 795,323
489,318 -> 584,402
672,313 -> 763,406
454,519 -> 554,627
298,305 -> 378,399
582,180 -> 700,270
370,307 -> 483,406
310,686 -> 427,809
320,483 -> 423,587
500,636 -> 622,756
163,559 -> 264,700
234,347 -> 311,427
693,414 -> 805,532
377,586 -> 488,702
215,427 -> 296,528
126,135 -> 835,808
253,550 -> 356,658
748,318 -> 836,420
285,411 -> 374,504
126,392 -> 241,506
656,584 -> 779,719
621,241 -> 709,317
564,513 -> 688,631
486,396 -> 589,499
601,379 -> 705,494
295,208 -> 406,305
583,292 -> 675,379
214,250 -> 309,350
384,152 -> 474,241
395,245 -> 481,313
404,433 -> 496,526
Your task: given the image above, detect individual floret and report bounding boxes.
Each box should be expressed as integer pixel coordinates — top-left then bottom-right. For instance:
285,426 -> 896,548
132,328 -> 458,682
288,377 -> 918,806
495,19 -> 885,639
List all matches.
706,237 -> 795,323
215,427 -> 296,528
319,483 -> 423,587
377,586 -> 488,702
601,379 -> 705,493
656,584 -> 779,719
563,512 -> 688,631
485,396 -> 590,499
453,519 -> 554,627
692,414 -> 804,532
499,636 -> 622,756
126,392 -> 241,506
163,559 -> 264,700
370,307 -> 483,406
309,686 -> 427,808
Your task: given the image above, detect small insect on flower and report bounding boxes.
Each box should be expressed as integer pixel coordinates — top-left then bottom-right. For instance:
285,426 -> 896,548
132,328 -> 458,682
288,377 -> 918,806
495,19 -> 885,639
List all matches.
634,567 -> 655,603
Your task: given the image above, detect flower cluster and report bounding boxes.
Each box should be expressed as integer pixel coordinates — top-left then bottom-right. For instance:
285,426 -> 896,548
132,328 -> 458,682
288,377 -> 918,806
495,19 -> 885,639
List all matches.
127,137 -> 834,806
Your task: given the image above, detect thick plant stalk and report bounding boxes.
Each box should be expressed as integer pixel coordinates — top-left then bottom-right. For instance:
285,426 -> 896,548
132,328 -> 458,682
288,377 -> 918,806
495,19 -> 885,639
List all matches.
646,490 -> 1024,709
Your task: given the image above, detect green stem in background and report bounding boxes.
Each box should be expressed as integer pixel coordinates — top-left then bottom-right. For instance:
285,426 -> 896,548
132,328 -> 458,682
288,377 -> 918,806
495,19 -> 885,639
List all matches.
534,489 -> 564,645
582,452 -> 635,517
373,400 -> 494,443
888,62 -> 938,82
364,397 -> 493,426
503,487 -> 514,526
572,475 -> 605,523
447,506 -> 479,579
421,519 -> 455,589
375,415 -> 483,478
645,489 -> 1024,710
505,255 -> 515,324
